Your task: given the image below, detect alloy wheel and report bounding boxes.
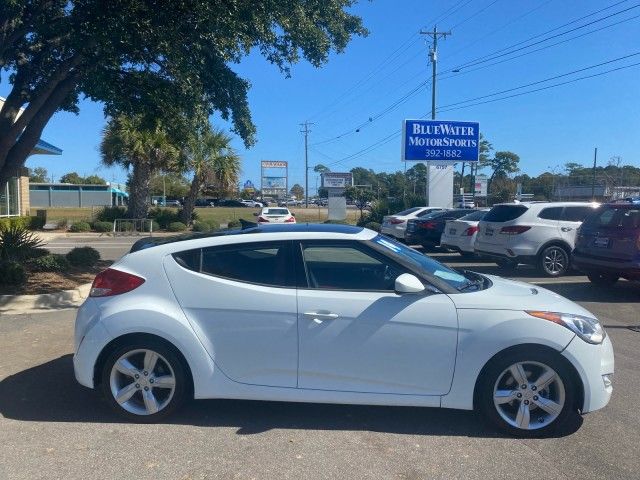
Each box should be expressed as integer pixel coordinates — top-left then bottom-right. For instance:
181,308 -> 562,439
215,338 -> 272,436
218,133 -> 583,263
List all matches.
492,361 -> 566,430
109,348 -> 176,416
542,247 -> 568,276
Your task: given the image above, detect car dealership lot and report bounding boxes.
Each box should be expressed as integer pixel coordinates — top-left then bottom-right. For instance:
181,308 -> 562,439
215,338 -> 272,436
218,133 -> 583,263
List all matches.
1,251 -> 639,479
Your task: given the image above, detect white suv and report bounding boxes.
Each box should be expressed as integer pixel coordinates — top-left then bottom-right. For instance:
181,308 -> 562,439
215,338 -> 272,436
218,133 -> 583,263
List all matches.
475,202 -> 599,276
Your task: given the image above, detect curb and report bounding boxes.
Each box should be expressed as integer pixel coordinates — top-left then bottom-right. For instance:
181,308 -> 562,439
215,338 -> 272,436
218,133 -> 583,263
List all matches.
0,283 -> 91,315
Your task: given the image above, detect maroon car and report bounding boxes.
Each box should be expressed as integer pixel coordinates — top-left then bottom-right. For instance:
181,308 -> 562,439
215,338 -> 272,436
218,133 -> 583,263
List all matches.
572,202 -> 640,286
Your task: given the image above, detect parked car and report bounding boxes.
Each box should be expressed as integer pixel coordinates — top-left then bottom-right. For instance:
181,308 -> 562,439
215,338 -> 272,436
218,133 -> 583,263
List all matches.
475,202 -> 599,277
75,224 -> 613,436
440,209 -> 491,257
279,199 -> 302,207
241,199 -> 264,208
405,209 -> 477,249
255,207 -> 295,224
216,199 -> 247,208
573,202 -> 640,285
164,199 -> 182,207
381,207 -> 444,240
195,199 -> 216,207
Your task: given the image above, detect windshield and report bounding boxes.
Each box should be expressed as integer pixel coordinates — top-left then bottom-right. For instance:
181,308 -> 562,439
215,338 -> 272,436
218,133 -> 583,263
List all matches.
370,235 -> 482,291
265,208 -> 289,215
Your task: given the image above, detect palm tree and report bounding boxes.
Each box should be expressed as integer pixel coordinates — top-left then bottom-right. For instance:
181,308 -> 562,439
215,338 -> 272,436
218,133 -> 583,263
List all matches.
100,115 -> 181,219
180,127 -> 241,224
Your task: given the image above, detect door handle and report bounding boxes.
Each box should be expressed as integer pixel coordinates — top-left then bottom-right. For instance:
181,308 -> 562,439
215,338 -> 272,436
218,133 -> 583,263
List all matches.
561,227 -> 573,232
304,311 -> 339,320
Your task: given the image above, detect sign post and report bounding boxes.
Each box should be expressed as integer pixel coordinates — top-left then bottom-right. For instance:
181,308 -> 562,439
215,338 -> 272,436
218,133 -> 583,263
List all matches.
402,119 -> 479,208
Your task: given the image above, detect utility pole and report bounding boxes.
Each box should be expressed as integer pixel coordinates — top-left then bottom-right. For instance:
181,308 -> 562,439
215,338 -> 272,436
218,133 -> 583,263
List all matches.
300,121 -> 314,208
591,147 -> 598,201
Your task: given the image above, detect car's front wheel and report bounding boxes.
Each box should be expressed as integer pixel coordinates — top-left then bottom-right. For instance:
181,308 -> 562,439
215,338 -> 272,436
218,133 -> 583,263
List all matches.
538,245 -> 570,277
101,340 -> 188,422
477,349 -> 577,437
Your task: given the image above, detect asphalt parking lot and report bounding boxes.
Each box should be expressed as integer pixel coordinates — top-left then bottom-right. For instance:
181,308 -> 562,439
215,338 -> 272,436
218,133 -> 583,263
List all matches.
1,238 -> 639,479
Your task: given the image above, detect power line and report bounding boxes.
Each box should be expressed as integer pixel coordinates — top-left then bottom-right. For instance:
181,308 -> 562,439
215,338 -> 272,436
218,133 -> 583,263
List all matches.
449,0 -> 502,30
437,60 -> 640,113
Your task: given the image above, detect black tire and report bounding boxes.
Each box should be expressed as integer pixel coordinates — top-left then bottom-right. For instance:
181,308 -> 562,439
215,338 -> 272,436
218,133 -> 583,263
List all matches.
477,348 -> 578,438
101,339 -> 189,422
496,258 -> 518,270
538,245 -> 570,277
587,272 -> 620,287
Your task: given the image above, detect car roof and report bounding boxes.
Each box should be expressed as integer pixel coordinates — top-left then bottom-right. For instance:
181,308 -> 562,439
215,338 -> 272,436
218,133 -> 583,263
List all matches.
130,223 -> 369,253
494,201 -> 599,208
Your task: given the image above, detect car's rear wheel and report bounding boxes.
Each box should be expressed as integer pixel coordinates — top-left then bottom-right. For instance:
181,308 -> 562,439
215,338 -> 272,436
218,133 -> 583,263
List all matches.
587,272 -> 620,287
101,340 -> 188,422
538,245 -> 570,277
477,349 -> 577,437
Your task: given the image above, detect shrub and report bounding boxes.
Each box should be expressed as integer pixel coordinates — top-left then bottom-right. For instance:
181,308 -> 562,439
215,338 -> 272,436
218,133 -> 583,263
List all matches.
148,207 -> 180,229
66,246 -> 101,267
93,221 -> 113,233
69,221 -> 91,232
96,206 -> 127,222
227,219 -> 242,229
30,253 -> 71,272
192,220 -> 220,232
0,224 -> 45,261
27,247 -> 50,259
0,216 -> 34,231
0,261 -> 26,286
364,221 -> 381,232
168,221 -> 187,232
143,220 -> 160,232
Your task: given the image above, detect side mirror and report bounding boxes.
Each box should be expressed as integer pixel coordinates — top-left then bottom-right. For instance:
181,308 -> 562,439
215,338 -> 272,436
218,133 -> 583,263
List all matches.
394,273 -> 425,294
253,212 -> 259,217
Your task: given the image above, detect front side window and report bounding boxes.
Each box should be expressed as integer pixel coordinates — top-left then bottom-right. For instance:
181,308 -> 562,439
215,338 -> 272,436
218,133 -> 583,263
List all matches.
301,243 -> 403,291
173,241 -> 292,287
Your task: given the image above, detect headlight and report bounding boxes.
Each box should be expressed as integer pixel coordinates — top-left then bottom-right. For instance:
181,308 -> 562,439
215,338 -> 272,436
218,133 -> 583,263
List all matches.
526,310 -> 605,344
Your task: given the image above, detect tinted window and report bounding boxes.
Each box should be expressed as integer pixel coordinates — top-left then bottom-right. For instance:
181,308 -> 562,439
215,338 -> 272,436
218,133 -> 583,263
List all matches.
585,207 -> 640,229
483,205 -> 528,222
538,207 -> 563,220
173,242 -> 291,287
395,207 -> 421,216
416,208 -> 442,217
562,206 -> 596,222
459,210 -> 488,221
265,208 -> 289,215
301,244 -> 403,291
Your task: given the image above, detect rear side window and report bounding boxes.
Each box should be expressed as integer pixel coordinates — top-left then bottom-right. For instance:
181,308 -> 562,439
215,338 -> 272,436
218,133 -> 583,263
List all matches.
538,207 -> 563,220
562,206 -> 596,222
459,210 -> 488,221
172,241 -> 292,287
483,205 -> 528,222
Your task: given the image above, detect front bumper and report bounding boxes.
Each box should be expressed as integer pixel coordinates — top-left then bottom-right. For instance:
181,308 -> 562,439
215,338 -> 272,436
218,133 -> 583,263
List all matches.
562,334 -> 614,413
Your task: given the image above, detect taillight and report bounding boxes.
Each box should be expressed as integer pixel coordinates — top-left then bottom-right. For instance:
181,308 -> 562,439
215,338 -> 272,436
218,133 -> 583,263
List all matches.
90,268 -> 145,297
389,218 -> 405,224
419,221 -> 436,229
258,216 -> 269,222
285,216 -> 296,223
464,226 -> 479,236
500,225 -> 531,235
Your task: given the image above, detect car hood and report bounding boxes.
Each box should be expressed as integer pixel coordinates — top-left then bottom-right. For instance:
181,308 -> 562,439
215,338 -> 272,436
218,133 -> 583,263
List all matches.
448,274 -> 595,317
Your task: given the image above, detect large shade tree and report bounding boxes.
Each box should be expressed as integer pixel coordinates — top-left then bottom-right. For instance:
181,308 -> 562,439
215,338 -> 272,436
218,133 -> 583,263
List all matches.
0,0 -> 367,183
100,115 -> 181,219
180,127 -> 240,224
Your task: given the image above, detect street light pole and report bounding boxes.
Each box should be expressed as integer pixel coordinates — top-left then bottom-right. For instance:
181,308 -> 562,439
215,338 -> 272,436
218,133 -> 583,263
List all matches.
300,121 -> 314,208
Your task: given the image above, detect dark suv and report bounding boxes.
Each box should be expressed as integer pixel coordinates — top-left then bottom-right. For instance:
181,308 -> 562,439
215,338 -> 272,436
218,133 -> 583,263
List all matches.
572,202 -> 640,285
405,209 -> 476,249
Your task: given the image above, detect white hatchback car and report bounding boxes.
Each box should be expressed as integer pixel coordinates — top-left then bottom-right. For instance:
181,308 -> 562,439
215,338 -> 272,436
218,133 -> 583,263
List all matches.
381,207 -> 443,240
440,209 -> 490,257
475,202 -> 600,276
256,207 -> 295,224
74,224 -> 613,436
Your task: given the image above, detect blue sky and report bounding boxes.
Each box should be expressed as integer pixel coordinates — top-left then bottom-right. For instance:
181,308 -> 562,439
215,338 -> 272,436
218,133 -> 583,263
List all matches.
3,0 -> 639,193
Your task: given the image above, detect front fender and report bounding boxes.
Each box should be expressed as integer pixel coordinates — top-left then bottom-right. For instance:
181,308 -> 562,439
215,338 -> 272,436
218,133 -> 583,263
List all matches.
441,309 -> 576,410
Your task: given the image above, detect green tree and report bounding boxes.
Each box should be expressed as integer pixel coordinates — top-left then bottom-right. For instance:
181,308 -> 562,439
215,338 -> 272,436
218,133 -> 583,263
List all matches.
484,151 -> 520,192
100,115 -> 181,219
148,173 -> 190,198
290,184 -> 304,200
344,185 -> 375,219
28,166 -> 48,183
59,172 -> 84,184
180,127 -> 241,224
0,1 -> 366,184
313,164 -> 330,174
318,187 -> 329,199
83,174 -> 106,185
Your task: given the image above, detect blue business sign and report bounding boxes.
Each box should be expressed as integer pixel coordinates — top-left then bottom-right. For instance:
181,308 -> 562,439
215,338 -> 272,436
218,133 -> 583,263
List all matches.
402,119 -> 480,162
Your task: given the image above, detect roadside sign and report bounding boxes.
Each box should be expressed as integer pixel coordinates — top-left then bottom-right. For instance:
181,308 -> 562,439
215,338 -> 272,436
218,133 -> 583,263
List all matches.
402,119 -> 479,163
321,172 -> 353,189
474,174 -> 488,197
